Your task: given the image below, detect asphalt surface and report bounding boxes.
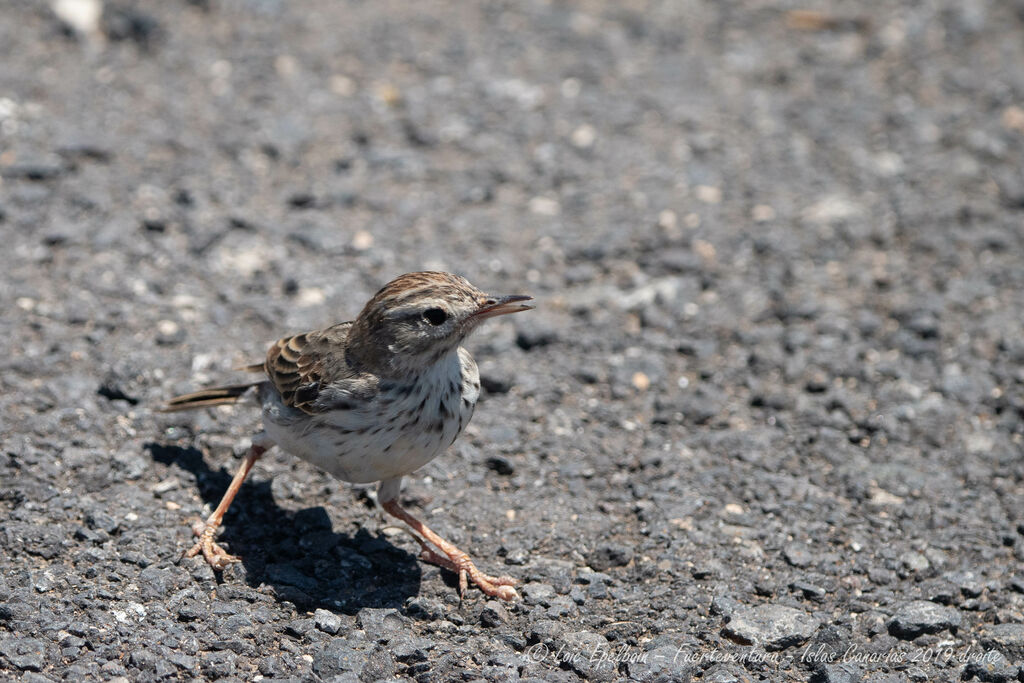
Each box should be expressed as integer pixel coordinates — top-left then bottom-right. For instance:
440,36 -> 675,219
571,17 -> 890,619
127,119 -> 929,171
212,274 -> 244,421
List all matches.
2,1 -> 1024,681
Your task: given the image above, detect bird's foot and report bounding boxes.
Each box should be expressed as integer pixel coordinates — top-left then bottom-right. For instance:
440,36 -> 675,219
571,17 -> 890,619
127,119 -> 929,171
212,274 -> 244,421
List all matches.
183,519 -> 239,570
411,536 -> 519,601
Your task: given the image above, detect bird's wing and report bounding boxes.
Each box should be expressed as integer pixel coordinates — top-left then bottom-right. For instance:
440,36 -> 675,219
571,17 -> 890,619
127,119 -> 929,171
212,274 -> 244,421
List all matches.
264,322 -> 377,415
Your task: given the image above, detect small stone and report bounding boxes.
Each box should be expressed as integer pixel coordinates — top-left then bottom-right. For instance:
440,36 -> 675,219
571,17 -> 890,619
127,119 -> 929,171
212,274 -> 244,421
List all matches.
314,609 -> 343,635
485,455 -> 515,476
389,636 -> 432,664
284,618 -> 315,638
980,623 -> 1024,660
722,604 -> 820,650
946,571 -> 984,598
900,551 -> 930,573
868,567 -> 894,585
710,596 -> 740,617
588,543 -> 634,571
522,583 -> 555,607
695,185 -> 722,204
515,319 -> 558,350
0,162 -> 64,181
479,371 -> 513,394
783,543 -> 815,568
631,371 -> 650,391
360,646 -> 395,681
480,601 -> 510,627
199,651 -> 236,679
356,607 -> 408,641
52,0 -> 103,35
352,230 -> 373,250
102,4 -> 161,47
813,663 -> 862,683
888,601 -> 962,640
570,124 -> 596,149
963,650 -> 1019,683
554,631 -> 616,682
312,639 -> 362,679
85,510 -> 119,534
791,581 -> 827,602
404,597 -> 445,621
528,196 -> 560,216
155,319 -> 185,345
530,618 -> 564,645
626,644 -> 693,681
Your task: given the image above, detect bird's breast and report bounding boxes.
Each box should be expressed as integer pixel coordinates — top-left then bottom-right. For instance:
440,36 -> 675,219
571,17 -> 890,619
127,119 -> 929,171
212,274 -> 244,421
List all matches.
264,348 -> 480,483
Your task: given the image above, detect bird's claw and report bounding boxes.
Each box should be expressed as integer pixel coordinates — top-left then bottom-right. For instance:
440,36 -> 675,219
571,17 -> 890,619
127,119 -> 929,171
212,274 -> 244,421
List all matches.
184,521 -> 239,570
415,543 -> 519,601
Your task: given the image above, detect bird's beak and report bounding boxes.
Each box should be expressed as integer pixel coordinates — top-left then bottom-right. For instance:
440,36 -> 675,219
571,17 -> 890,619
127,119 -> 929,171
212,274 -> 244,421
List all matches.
472,294 -> 534,320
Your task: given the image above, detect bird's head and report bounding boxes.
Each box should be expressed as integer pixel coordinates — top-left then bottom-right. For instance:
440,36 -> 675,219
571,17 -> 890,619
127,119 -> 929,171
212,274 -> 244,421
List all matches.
348,271 -> 533,376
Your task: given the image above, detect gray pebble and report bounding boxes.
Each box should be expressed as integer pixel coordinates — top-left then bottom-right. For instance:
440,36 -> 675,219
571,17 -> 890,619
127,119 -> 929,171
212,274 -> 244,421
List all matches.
314,608 -> 343,635
888,600 -> 962,639
722,604 -> 819,650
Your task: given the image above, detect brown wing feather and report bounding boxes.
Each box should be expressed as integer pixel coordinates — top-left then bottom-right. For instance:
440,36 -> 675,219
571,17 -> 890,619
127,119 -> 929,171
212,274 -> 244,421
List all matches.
264,323 -> 355,415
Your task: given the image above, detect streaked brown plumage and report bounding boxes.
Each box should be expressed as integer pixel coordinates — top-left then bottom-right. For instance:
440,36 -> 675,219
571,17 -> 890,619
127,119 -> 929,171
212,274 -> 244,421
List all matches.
163,271 -> 533,600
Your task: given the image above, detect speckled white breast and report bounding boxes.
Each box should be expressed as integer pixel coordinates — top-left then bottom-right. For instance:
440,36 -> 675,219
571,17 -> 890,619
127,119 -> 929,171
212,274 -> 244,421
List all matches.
260,347 -> 479,484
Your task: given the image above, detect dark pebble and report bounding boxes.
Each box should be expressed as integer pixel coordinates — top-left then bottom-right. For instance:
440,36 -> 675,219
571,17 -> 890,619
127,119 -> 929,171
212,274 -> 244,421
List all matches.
588,543 -> 634,571
485,455 -> 515,475
722,604 -> 820,650
314,609 -> 343,635
480,600 -> 510,627
888,600 -> 962,639
404,596 -> 446,621
784,543 -> 815,568
313,639 -> 363,679
356,608 -> 409,642
980,623 -> 1024,660
515,320 -> 558,350
480,372 -> 513,394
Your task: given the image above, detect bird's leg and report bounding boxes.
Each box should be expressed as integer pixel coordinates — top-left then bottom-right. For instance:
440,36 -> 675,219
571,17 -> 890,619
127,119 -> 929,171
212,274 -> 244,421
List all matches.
184,443 -> 266,570
381,499 -> 519,601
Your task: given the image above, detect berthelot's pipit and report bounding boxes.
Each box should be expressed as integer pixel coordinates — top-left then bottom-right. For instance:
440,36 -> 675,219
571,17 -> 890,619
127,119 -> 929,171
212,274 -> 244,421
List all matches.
162,272 -> 533,600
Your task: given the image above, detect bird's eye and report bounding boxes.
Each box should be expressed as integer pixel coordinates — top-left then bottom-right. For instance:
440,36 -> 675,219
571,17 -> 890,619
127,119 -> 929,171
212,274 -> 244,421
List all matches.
422,308 -> 448,326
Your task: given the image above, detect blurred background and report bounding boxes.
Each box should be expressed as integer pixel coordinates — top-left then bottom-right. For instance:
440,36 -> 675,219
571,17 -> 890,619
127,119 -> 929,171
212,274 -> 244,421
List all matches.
2,0 -> 1023,680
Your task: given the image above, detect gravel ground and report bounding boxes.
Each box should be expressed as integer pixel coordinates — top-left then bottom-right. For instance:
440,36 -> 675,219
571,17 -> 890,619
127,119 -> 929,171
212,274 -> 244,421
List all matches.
2,1 -> 1024,681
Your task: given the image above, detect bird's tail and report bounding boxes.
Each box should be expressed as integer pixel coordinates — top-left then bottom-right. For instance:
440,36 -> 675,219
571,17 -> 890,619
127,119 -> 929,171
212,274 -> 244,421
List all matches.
160,383 -> 260,412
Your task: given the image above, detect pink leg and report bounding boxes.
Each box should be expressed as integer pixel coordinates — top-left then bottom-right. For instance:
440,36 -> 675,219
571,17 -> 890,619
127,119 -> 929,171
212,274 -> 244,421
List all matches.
382,499 -> 519,601
184,444 -> 265,569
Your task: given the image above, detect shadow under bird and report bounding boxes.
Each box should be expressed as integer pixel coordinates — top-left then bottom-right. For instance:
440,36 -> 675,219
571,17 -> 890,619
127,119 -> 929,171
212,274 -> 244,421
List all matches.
162,271 -> 533,600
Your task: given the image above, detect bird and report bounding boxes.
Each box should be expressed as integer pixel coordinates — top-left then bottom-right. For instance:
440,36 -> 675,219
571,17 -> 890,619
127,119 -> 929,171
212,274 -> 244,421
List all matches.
161,271 -> 533,600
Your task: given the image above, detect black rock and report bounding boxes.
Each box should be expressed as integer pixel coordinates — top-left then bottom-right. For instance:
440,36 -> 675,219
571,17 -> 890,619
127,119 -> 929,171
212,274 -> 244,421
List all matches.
588,543 -> 634,571
811,663 -> 862,683
0,163 -> 64,181
356,608 -> 409,642
888,600 -> 962,639
314,609 -> 343,635
485,455 -> 515,475
102,4 -> 162,48
404,596 -> 446,621
360,646 -> 396,681
480,600 -> 511,627
515,320 -> 559,350
522,583 -> 555,607
480,372 -> 513,394
783,543 -> 815,568
962,650 -> 1020,683
979,623 -> 1024,660
312,639 -> 363,679
722,604 -> 820,650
